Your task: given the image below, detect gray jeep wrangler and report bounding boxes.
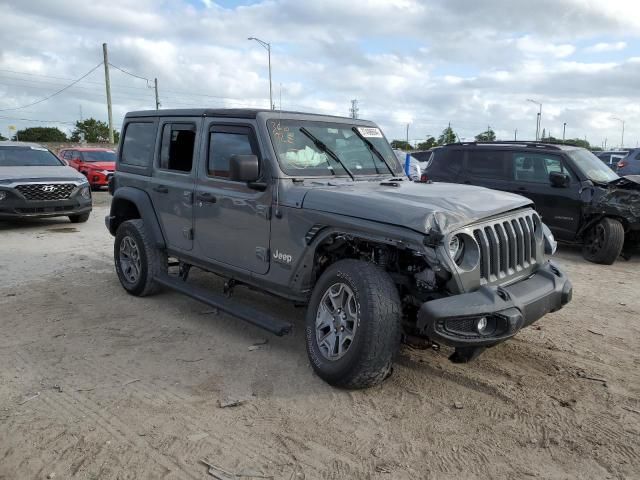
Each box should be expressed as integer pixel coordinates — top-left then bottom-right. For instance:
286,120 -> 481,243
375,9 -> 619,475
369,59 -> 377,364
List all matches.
106,109 -> 572,388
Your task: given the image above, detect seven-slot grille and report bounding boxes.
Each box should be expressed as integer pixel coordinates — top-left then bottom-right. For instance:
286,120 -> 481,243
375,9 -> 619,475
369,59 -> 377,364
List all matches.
15,183 -> 76,201
472,211 -> 539,283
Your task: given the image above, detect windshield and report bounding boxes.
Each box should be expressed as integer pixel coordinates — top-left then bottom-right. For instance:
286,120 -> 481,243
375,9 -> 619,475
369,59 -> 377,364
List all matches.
0,146 -> 63,167
267,119 -> 401,177
567,149 -> 619,183
81,150 -> 116,162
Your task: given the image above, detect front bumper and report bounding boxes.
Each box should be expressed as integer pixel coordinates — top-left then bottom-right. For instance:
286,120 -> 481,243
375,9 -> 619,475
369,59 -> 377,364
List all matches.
0,188 -> 92,219
417,261 -> 572,348
86,171 -> 113,187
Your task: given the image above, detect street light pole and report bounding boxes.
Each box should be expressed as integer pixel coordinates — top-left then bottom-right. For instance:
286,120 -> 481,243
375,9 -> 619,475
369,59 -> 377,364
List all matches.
248,37 -> 273,110
527,99 -> 542,141
563,122 -> 566,143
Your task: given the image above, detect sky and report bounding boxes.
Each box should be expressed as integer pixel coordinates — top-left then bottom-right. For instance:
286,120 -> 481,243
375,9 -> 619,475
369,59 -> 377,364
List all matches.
0,0 -> 639,148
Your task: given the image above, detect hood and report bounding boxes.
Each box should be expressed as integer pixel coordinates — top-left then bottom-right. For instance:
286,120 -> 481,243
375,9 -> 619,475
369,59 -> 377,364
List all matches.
608,175 -> 640,191
83,161 -> 115,170
0,166 -> 87,183
301,179 -> 532,235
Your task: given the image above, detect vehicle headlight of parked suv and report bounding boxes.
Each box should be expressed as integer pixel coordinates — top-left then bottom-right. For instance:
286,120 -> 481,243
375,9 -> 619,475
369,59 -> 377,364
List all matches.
79,183 -> 91,200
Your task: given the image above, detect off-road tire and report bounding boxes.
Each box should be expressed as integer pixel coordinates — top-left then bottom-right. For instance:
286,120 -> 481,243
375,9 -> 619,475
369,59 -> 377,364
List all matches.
68,212 -> 90,223
305,259 -> 402,389
114,219 -> 166,296
582,217 -> 625,265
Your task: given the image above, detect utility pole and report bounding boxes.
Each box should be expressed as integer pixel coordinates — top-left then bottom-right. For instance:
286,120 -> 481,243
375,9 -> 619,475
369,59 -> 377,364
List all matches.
527,99 -> 542,141
154,78 -> 160,110
406,123 -> 410,146
514,128 -> 517,141
349,99 -> 359,119
562,122 -> 566,143
102,43 -> 114,144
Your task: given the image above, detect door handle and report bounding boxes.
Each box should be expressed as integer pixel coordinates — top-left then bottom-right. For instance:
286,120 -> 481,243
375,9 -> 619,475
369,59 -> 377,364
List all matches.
153,185 -> 169,194
197,193 -> 217,203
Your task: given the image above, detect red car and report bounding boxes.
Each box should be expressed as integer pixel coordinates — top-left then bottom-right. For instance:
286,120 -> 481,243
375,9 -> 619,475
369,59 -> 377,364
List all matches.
59,147 -> 116,189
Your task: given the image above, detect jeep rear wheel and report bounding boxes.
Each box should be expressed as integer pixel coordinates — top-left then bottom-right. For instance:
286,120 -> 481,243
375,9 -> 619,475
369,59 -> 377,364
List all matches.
114,219 -> 166,296
305,259 -> 402,389
582,217 -> 624,265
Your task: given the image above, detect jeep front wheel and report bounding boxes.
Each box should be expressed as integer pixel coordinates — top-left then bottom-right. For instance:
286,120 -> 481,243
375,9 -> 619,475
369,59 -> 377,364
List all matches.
305,259 -> 402,389
114,219 -> 167,296
582,217 -> 624,265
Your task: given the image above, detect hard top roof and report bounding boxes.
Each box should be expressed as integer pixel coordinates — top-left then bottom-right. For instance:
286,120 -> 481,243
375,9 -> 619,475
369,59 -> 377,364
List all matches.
124,108 -> 374,124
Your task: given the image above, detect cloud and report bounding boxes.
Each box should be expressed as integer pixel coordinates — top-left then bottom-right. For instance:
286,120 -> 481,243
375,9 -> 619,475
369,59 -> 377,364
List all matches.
585,41 -> 628,53
0,0 -> 639,147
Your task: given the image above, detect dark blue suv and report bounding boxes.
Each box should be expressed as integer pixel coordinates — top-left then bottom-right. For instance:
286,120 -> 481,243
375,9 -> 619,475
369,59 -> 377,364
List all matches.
617,148 -> 640,176
423,142 -> 640,264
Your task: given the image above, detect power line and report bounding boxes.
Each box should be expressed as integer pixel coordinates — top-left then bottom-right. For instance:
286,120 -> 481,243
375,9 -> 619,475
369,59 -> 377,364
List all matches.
0,63 -> 103,112
108,62 -> 151,85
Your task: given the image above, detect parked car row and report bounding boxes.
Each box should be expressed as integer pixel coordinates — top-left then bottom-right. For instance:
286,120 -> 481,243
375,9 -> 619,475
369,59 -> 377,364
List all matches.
58,147 -> 116,189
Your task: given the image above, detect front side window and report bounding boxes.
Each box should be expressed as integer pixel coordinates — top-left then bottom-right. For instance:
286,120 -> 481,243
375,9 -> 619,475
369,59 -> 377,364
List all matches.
512,153 -> 566,183
267,119 -> 400,177
467,150 -> 508,179
121,122 -> 156,167
159,124 -> 196,172
208,129 -> 256,178
0,146 -> 63,167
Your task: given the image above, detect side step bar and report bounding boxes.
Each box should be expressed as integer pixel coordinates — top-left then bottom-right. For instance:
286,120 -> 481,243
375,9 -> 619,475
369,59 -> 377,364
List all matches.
154,275 -> 293,336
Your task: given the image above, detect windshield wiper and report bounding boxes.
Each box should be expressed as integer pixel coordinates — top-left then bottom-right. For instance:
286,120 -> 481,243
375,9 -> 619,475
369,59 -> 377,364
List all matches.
299,127 -> 355,181
351,127 -> 395,176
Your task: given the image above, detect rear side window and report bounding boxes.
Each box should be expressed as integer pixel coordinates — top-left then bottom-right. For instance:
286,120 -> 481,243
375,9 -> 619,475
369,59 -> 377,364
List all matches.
121,122 -> 156,167
159,124 -> 196,172
512,153 -> 566,183
208,127 -> 258,179
433,150 -> 463,177
467,150 -> 508,179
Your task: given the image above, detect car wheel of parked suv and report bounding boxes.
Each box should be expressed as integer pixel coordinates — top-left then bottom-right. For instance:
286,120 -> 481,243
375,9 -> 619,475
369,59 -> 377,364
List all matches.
69,212 -> 90,223
114,219 -> 167,296
305,259 -> 402,389
582,217 -> 625,265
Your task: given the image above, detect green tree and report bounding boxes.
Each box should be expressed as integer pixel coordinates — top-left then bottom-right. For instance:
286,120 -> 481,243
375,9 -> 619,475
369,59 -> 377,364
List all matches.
417,136 -> 437,150
437,124 -> 457,145
390,140 -> 412,151
15,127 -> 67,142
475,128 -> 496,142
0,132 -> 7,141
71,118 -> 119,143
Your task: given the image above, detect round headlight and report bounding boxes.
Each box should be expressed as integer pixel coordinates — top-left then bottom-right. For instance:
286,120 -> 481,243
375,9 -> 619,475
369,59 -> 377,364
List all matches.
0,191 -> 7,201
476,317 -> 488,333
448,235 -> 464,264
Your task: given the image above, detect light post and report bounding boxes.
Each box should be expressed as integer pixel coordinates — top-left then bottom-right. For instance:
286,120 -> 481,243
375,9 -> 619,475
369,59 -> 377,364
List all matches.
248,37 -> 273,110
563,122 -> 566,143
527,99 -> 542,141
611,116 -> 625,148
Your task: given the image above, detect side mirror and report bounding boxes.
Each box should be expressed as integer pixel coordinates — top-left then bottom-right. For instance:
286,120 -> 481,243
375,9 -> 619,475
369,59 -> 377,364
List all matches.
549,171 -> 570,188
229,154 -> 260,182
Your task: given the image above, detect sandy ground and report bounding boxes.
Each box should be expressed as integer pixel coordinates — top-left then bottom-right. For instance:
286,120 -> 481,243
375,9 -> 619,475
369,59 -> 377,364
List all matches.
1,192 -> 639,480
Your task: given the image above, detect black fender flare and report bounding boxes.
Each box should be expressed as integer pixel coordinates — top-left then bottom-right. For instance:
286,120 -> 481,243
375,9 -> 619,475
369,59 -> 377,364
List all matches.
107,187 -> 166,248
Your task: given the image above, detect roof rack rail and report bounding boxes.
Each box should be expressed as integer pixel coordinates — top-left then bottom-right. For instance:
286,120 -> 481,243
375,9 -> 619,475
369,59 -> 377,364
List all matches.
444,141 -> 564,150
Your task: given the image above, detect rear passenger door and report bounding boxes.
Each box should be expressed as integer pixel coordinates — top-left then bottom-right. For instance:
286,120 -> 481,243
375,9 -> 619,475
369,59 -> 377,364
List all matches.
149,119 -> 199,252
462,149 -> 512,192
193,121 -> 272,275
509,152 -> 581,240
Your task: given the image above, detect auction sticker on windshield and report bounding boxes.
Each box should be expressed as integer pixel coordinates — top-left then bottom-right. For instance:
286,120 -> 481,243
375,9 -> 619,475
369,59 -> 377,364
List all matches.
356,127 -> 383,138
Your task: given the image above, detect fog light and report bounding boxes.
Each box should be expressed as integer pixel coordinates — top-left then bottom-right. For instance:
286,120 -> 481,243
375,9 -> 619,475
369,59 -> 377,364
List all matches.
476,317 -> 488,333
0,191 -> 6,201
80,186 -> 91,199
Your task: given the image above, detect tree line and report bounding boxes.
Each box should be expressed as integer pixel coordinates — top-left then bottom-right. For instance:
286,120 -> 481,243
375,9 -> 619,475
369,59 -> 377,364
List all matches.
4,119 -> 119,143
392,125 -> 596,151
